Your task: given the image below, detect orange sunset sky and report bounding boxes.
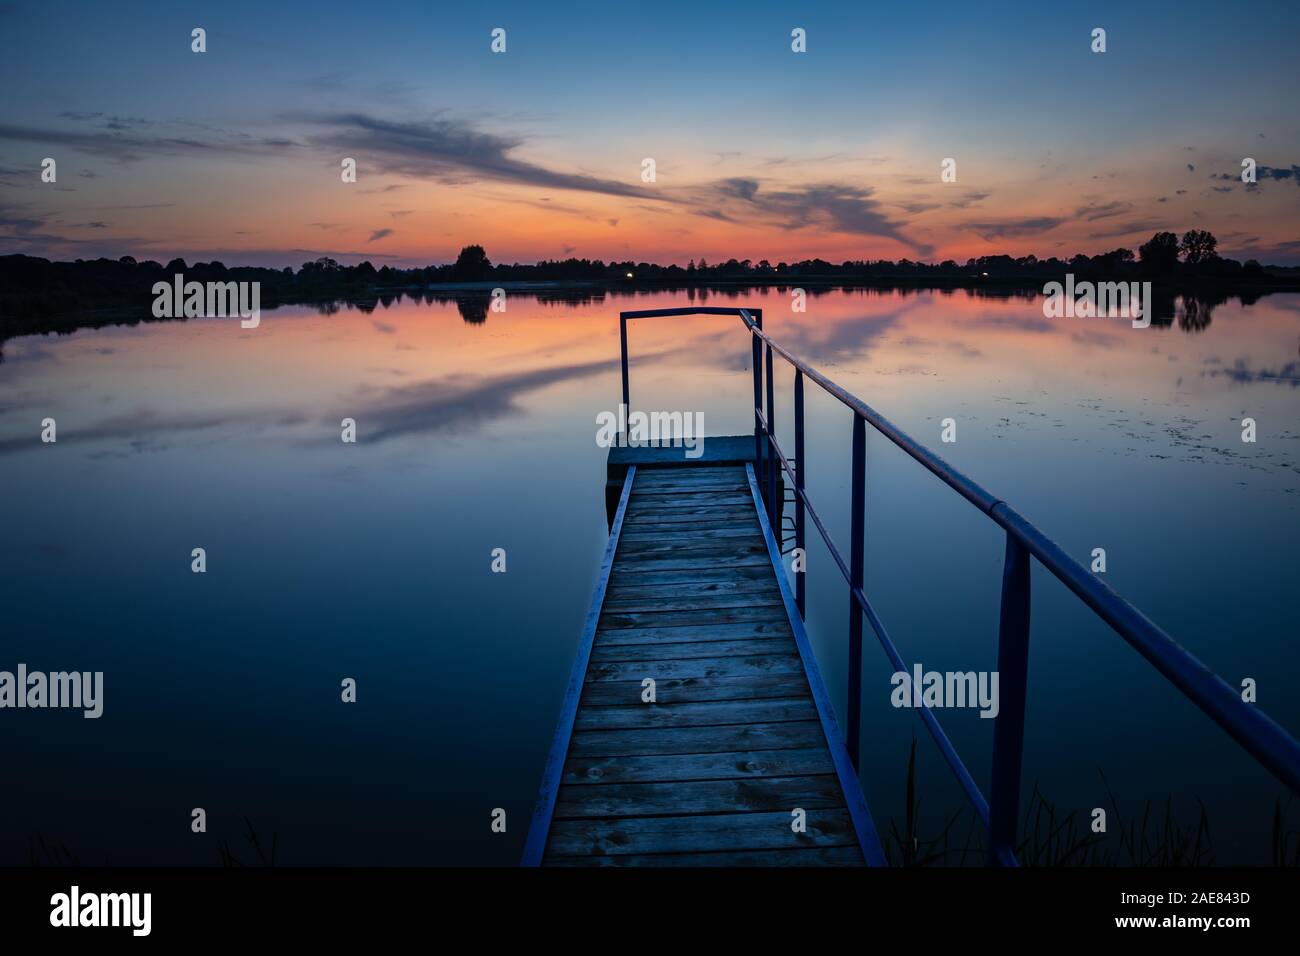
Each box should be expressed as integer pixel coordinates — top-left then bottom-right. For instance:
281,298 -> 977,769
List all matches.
2,1 -> 1297,268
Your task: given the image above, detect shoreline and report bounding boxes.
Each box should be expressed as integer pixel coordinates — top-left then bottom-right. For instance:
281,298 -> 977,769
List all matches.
3,276 -> 1297,350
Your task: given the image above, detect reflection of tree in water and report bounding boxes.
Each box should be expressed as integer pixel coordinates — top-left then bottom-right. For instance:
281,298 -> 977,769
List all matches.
1179,297 -> 1212,332
456,296 -> 488,324
253,283 -> 1255,333
1145,288 -> 1177,327
1126,290 -> 1222,332
1178,292 -> 1228,333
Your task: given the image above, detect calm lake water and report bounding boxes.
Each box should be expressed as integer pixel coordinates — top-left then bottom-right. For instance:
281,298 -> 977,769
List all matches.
2,286 -> 1298,865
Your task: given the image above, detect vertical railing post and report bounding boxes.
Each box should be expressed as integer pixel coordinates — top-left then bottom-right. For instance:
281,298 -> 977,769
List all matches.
794,369 -> 806,618
619,312 -> 630,445
764,343 -> 776,526
847,414 -> 866,769
751,330 -> 763,486
989,530 -> 1031,866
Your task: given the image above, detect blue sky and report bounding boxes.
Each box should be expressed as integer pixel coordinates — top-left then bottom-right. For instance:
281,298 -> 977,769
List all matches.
1,0 -> 1297,265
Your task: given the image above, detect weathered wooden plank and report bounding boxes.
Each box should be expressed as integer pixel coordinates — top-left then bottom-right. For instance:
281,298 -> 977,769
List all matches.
616,530 -> 759,554
589,637 -> 794,663
627,491 -> 755,508
616,539 -> 767,559
595,620 -> 792,646
619,525 -> 763,542
635,466 -> 746,483
604,578 -> 779,602
553,775 -> 844,818
586,653 -> 801,682
634,469 -> 748,482
617,536 -> 767,558
634,472 -> 748,480
621,489 -> 748,504
546,808 -> 857,856
626,499 -> 756,515
621,505 -> 757,524
547,846 -> 864,867
630,481 -> 751,495
572,696 -> 816,731
621,517 -> 759,534
603,552 -> 772,572
599,605 -> 789,630
600,590 -> 784,614
580,673 -> 809,705
606,565 -> 773,588
625,489 -> 751,504
562,747 -> 833,785
567,720 -> 827,757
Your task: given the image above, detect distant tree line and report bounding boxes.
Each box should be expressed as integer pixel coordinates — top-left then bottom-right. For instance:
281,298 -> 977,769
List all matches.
1,231 -> 1294,324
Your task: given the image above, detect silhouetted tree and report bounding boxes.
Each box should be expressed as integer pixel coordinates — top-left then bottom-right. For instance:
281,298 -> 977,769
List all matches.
1180,230 -> 1218,265
1139,232 -> 1180,274
453,244 -> 492,281
301,256 -> 342,275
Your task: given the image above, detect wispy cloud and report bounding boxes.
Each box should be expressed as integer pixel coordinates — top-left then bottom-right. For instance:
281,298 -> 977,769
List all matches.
704,177 -> 933,256
1209,163 -> 1300,190
1086,219 -> 1166,240
1076,201 -> 1132,221
950,191 -> 991,209
0,119 -> 297,163
298,112 -> 670,202
963,216 -> 1065,242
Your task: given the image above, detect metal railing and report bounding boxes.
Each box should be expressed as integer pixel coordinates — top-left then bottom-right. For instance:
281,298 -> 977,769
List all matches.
619,305 -> 1300,867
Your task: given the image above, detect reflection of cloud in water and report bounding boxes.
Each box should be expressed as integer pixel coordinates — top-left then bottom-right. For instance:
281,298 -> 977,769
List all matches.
1201,359 -> 1300,387
0,409 -> 310,456
0,356 -> 625,455
5,345 -> 59,364
960,313 -> 1056,334
777,310 -> 905,363
897,334 -> 984,359
1070,329 -> 1124,349
353,357 -> 616,444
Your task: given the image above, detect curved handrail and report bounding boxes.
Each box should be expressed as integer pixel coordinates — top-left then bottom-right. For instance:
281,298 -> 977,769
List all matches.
736,307 -> 1300,796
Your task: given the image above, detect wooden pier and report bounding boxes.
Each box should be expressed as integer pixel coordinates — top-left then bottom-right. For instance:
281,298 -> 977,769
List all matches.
523,451 -> 881,866
521,303 -> 1300,867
